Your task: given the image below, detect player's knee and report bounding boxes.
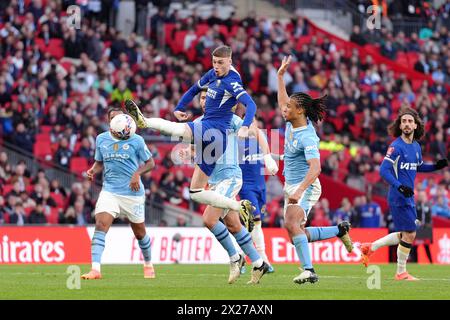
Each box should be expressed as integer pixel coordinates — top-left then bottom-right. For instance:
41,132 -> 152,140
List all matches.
95,219 -> 110,232
202,214 -> 215,230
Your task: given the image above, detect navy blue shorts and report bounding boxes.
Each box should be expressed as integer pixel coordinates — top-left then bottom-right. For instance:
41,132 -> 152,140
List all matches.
391,205 -> 417,232
187,120 -> 227,176
239,187 -> 266,220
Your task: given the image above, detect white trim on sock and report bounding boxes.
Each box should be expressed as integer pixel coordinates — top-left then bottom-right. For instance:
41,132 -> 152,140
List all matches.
252,258 -> 264,268
230,253 -> 240,262
371,232 -> 400,251
397,245 -> 410,274
92,262 -> 101,272
146,118 -> 187,137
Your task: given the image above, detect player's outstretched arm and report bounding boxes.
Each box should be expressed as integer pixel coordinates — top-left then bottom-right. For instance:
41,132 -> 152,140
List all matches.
417,158 -> 448,172
379,160 -> 401,189
277,55 -> 292,111
86,161 -> 103,180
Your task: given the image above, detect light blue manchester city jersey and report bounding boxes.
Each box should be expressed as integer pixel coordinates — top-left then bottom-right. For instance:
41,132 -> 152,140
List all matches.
283,119 -> 320,184
95,132 -> 152,196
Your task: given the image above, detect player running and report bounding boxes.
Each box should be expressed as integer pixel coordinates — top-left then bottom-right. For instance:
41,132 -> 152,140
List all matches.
360,107 -> 448,280
179,89 -> 278,284
125,46 -> 270,228
277,56 -> 353,285
81,108 -> 156,280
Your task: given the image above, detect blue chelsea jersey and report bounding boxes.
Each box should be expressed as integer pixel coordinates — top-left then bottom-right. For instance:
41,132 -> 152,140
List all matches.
383,137 -> 422,206
197,66 -> 248,130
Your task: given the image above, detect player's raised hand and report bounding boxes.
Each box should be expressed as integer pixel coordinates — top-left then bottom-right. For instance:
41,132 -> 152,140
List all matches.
129,172 -> 141,192
178,146 -> 192,161
174,111 -> 192,121
237,126 -> 249,139
263,154 -> 279,175
277,55 -> 292,77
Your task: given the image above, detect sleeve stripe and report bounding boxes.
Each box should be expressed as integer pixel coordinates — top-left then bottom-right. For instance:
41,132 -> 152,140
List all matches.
197,80 -> 208,89
384,157 -> 395,164
236,91 -> 246,99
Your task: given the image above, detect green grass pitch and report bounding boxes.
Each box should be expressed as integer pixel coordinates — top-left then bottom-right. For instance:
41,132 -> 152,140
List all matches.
0,264 -> 449,300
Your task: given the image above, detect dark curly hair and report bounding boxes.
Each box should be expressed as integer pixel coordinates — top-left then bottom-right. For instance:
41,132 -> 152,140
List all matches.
290,92 -> 328,123
388,107 -> 424,140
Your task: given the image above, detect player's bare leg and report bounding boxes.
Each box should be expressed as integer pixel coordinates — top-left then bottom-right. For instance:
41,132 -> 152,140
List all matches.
81,212 -> 114,280
130,222 -> 155,279
285,205 -> 318,285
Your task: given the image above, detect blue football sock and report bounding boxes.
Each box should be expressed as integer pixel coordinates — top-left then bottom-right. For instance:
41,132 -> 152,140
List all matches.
233,227 -> 261,264
306,226 -> 339,242
138,234 -> 152,263
292,233 -> 313,270
91,230 -> 106,264
211,221 -> 237,257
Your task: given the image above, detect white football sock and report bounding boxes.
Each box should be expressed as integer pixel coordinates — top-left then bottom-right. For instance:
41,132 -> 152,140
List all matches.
145,118 -> 187,137
397,243 -> 411,274
371,232 -> 400,251
92,262 -> 101,272
190,189 -> 241,211
251,221 -> 270,265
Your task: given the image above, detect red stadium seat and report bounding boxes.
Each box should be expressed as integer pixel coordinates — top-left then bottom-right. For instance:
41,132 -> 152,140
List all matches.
70,157 -> 89,176
35,38 -> 65,59
2,184 -> 13,196
48,207 -> 59,224
33,141 -> 53,160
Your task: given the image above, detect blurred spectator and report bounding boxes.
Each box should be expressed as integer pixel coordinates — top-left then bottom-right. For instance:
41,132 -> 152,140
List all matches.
28,203 -> 48,224
332,198 -> 353,225
176,214 -> 188,227
54,137 -> 73,168
355,194 -> 383,228
432,196 -> 450,218
9,203 -> 26,225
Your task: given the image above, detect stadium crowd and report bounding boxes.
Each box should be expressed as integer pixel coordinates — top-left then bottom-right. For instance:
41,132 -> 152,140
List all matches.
0,0 -> 448,226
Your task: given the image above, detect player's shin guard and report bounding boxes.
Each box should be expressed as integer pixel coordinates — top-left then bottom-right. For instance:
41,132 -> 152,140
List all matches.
306,226 -> 339,242
145,118 -> 186,137
292,233 -> 313,271
138,234 -> 152,265
91,230 -> 106,272
190,189 -> 241,211
233,227 -> 263,268
397,240 -> 412,274
211,221 -> 238,258
251,221 -> 270,264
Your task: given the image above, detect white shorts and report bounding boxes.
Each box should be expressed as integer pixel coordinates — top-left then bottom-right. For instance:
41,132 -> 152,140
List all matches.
283,179 -> 322,225
208,177 -> 242,218
95,190 -> 146,224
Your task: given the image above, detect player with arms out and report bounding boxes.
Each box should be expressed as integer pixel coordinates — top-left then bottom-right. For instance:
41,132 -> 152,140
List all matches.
360,107 -> 448,280
81,108 -> 156,280
277,56 -> 353,285
124,46 -> 272,229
